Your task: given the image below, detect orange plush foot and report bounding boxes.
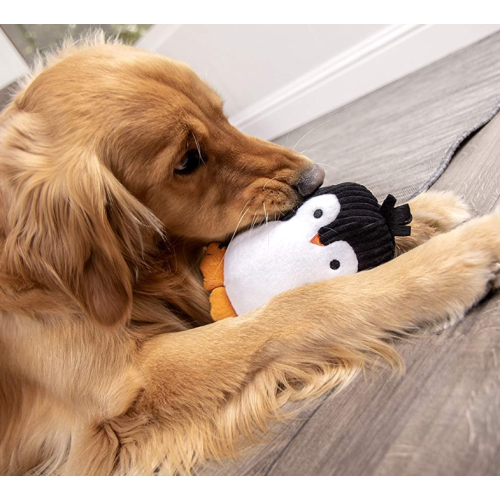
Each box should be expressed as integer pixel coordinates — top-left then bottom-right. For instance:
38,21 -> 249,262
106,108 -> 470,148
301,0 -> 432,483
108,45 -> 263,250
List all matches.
200,243 -> 226,291
210,287 -> 237,321
200,243 -> 237,320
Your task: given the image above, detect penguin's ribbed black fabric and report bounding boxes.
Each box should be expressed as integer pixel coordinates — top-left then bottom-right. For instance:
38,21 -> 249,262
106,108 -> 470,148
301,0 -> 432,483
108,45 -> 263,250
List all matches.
315,183 -> 411,271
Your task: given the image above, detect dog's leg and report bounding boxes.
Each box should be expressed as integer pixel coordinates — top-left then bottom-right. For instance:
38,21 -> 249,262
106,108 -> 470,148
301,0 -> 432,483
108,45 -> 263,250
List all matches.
65,211 -> 500,475
395,191 -> 472,255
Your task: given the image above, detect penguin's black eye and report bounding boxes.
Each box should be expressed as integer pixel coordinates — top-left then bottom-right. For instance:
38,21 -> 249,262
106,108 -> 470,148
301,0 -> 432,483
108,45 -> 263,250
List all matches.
314,209 -> 323,219
330,259 -> 340,270
175,149 -> 205,175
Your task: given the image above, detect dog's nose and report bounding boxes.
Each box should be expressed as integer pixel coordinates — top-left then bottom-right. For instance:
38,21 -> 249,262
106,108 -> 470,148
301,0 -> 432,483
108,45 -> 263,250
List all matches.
296,164 -> 325,197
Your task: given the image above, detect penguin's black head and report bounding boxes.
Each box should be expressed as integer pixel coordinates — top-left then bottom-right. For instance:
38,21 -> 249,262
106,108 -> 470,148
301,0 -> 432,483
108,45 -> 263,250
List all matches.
313,183 -> 412,271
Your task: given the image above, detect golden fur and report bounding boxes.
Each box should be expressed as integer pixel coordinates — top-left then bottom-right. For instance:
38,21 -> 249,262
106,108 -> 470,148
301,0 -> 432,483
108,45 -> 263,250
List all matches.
1,34 -> 499,475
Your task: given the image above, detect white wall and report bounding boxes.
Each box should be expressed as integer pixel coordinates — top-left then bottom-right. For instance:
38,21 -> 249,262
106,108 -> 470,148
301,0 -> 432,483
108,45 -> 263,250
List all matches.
139,24 -> 500,140
0,30 -> 29,89
2,25 -> 498,140
139,24 -> 388,117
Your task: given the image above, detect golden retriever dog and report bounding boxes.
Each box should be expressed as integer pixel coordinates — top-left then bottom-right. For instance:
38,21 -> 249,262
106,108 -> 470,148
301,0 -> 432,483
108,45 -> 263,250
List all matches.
1,34 -> 499,475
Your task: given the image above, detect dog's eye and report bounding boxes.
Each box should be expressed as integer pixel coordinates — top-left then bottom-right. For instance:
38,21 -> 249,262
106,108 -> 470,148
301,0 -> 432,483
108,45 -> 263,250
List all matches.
175,149 -> 205,175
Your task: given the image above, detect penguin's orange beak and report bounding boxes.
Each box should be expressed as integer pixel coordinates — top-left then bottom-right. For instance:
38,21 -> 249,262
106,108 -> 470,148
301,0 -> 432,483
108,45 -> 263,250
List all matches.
310,234 -> 324,246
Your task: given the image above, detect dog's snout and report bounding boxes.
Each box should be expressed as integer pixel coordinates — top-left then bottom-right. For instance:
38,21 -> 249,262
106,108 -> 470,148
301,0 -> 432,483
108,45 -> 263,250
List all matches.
296,164 -> 325,197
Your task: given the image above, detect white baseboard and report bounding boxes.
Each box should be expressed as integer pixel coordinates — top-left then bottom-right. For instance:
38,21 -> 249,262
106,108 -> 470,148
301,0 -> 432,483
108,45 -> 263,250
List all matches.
229,24 -> 500,140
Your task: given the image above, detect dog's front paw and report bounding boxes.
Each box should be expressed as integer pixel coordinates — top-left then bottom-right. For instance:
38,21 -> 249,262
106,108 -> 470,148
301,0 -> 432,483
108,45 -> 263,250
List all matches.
396,191 -> 472,255
410,191 -> 472,233
397,212 -> 500,328
451,212 -> 500,295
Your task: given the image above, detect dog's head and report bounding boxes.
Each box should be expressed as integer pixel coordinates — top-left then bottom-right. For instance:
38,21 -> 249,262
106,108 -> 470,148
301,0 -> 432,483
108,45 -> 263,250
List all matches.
0,40 -> 324,326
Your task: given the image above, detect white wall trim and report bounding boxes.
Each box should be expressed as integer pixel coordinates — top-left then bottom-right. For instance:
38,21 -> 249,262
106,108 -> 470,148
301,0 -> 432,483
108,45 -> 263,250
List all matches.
229,24 -> 421,133
228,24 -> 500,140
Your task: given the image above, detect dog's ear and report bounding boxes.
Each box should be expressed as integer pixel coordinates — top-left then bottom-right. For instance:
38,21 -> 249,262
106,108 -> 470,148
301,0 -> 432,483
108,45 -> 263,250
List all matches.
0,111 -> 162,327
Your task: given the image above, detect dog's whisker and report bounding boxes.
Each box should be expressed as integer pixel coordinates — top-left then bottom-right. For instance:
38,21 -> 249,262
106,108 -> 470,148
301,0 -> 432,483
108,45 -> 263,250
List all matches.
251,213 -> 257,230
298,135 -> 333,155
192,132 -> 205,164
293,119 -> 334,151
212,199 -> 253,276
315,161 -> 341,172
272,201 -> 286,218
263,201 -> 271,246
300,148 -> 335,155
250,210 -> 260,231
229,198 -> 253,243
262,176 -> 279,190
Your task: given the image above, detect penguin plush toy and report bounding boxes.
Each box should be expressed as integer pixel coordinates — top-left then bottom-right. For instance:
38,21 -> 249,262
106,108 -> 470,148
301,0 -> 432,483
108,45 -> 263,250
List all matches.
200,182 -> 413,321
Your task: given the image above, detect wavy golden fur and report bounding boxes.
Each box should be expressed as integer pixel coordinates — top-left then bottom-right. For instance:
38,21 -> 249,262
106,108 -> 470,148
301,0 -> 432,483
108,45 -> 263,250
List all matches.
1,34 -> 500,475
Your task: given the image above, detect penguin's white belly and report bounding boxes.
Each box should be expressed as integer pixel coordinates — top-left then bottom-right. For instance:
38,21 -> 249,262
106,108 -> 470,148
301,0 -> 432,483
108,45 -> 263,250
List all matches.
224,220 -> 358,316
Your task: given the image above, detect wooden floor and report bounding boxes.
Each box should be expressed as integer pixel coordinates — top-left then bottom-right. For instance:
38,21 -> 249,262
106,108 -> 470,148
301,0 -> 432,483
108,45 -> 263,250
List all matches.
198,34 -> 500,475
199,108 -> 500,476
